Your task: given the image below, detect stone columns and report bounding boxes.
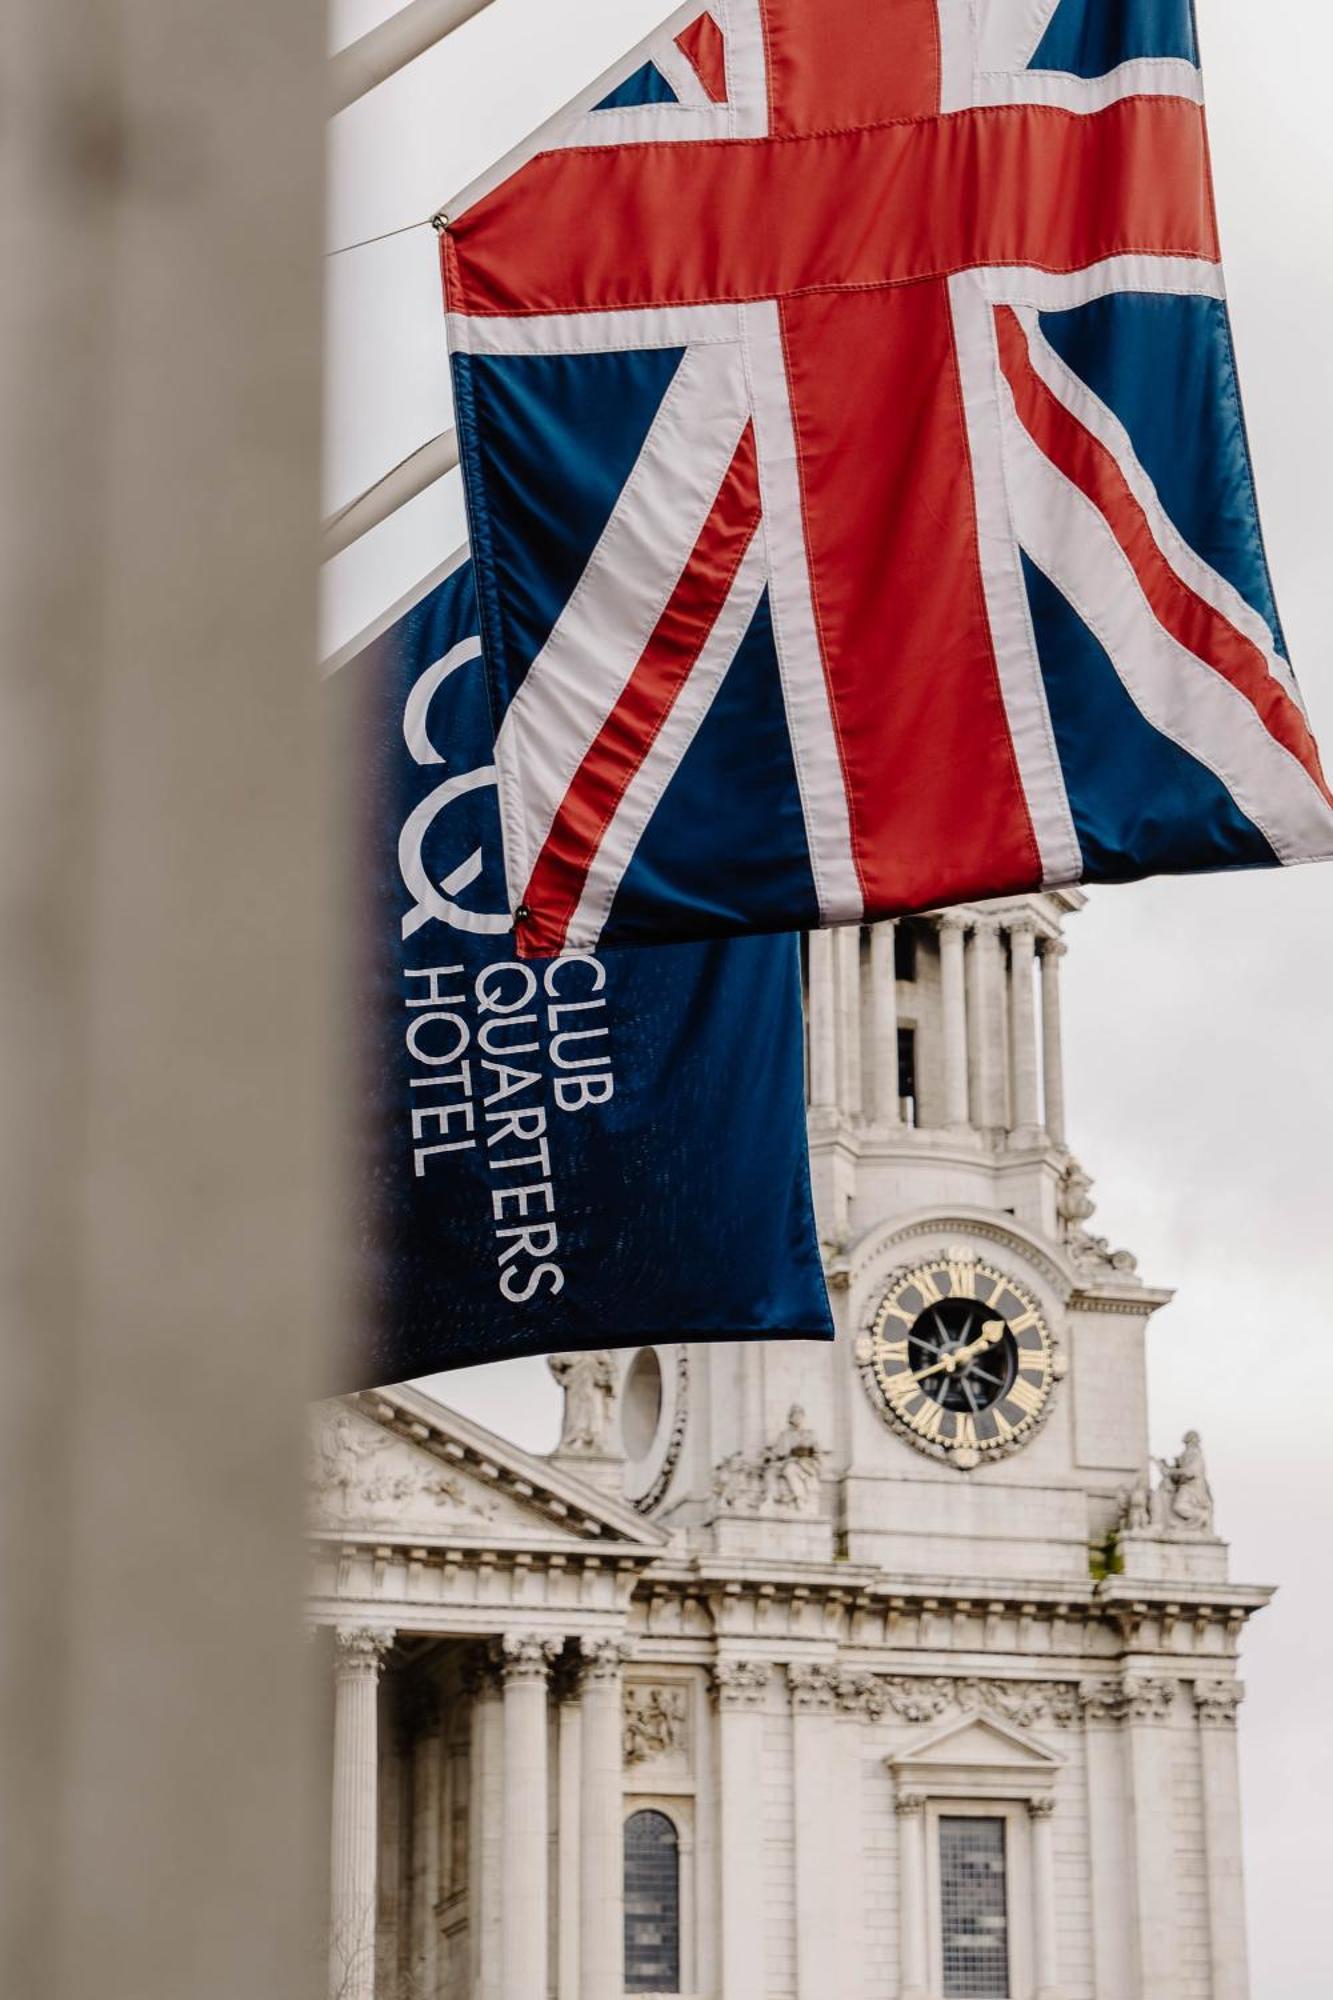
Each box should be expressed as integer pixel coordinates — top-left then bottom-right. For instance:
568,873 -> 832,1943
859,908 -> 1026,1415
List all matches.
870,922 -> 901,1123
500,1634 -> 561,2000
1028,1796 -> 1061,2000
835,925 -> 863,1118
1040,939 -> 1068,1147
713,1661 -> 769,2000
1195,1681 -> 1250,2000
967,916 -> 1006,1129
937,914 -> 970,1130
579,1639 -> 628,2000
330,1627 -> 394,2000
1008,918 -> 1042,1142
807,930 -> 837,1110
895,1789 -> 930,2000
788,1666 -> 840,2000
466,1651 -> 504,2000
555,1677 -> 582,2000
1124,1676 -> 1181,2000
409,1691 -> 442,2000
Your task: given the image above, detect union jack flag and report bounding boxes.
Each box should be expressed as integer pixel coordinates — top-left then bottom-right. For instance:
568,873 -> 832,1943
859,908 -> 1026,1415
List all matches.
441,0 -> 1333,959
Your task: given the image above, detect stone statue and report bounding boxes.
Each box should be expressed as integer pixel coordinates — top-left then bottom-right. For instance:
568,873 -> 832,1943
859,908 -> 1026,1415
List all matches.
764,1404 -> 823,1514
1122,1466 -> 1154,1533
712,1406 -> 825,1517
1155,1430 -> 1214,1534
1117,1431 -> 1216,1538
549,1350 -> 618,1453
1057,1158 -> 1139,1277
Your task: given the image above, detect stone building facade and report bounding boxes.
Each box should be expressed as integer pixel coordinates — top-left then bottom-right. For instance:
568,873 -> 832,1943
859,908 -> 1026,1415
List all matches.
308,893 -> 1268,2000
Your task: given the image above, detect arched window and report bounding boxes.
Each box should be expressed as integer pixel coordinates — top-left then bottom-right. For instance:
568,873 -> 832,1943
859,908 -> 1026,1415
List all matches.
624,1808 -> 681,1993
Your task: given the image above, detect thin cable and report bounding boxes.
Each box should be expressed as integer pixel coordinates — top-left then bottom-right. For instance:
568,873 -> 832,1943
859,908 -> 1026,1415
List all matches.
325,217 -> 433,259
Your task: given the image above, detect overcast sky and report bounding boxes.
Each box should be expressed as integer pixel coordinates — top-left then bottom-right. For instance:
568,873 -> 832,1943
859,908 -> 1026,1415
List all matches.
324,6 -> 1333,1989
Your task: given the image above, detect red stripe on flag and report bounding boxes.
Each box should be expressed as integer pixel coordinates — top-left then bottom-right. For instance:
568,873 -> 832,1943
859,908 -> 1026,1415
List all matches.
446,99 -> 1219,319
994,306 -> 1333,804
780,283 -> 1041,911
761,0 -> 941,131
517,422 -> 764,958
675,12 -> 727,104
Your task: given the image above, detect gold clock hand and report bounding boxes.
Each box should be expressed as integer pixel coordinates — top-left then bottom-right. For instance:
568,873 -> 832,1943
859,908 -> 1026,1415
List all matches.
903,1319 -> 1006,1384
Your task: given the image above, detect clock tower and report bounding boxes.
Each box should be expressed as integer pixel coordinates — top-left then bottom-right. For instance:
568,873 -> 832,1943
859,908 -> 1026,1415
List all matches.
609,895 -> 1270,2000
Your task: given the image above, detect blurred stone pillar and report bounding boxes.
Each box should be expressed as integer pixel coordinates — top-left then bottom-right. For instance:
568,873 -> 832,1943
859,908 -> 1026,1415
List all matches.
0,5 -> 330,2000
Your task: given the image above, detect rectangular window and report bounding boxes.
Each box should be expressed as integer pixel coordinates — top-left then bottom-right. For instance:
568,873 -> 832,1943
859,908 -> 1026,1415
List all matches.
939,1816 -> 1010,1999
897,1027 -> 917,1127
895,922 -> 917,982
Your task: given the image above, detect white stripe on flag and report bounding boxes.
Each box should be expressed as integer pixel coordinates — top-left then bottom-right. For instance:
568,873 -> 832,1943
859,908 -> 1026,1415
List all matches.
494,338 -> 752,906
741,298 -> 864,926
565,531 -> 770,950
949,273 -> 1081,886
971,57 -> 1203,110
977,258 -> 1226,313
1016,306 -> 1305,710
448,302 -> 744,360
1003,403 -> 1333,865
936,0 -> 978,112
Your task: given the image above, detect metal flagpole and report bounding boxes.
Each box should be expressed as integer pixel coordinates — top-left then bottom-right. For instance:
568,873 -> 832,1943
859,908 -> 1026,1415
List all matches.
322,429 -> 460,560
330,0 -> 502,111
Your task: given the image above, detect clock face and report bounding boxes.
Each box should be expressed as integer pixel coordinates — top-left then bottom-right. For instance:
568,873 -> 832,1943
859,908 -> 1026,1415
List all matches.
857,1256 -> 1057,1466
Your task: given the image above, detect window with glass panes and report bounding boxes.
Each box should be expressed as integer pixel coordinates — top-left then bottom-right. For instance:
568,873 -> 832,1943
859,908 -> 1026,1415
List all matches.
939,1816 -> 1010,1998
624,1809 -> 680,1992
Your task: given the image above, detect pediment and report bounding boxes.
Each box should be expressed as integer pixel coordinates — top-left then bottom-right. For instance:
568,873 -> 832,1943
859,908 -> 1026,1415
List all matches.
892,1711 -> 1062,1772
307,1385 -> 667,1553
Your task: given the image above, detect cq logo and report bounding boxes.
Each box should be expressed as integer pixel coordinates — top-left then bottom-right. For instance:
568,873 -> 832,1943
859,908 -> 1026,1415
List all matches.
397,635 -> 512,940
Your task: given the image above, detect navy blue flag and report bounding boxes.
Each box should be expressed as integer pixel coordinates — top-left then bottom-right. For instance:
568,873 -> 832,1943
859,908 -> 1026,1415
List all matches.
334,550 -> 831,1387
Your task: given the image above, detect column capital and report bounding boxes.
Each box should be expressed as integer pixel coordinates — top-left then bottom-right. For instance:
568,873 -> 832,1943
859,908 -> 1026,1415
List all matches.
578,1634 -> 632,1687
936,909 -> 968,938
333,1625 -> 394,1680
969,912 -> 1002,939
710,1659 -> 770,1711
1007,914 -> 1039,944
1027,1793 -> 1058,1819
786,1661 -> 839,1714
496,1631 -> 563,1685
1122,1674 -> 1178,1724
1194,1677 -> 1245,1728
1039,935 -> 1068,961
895,1788 -> 928,1817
